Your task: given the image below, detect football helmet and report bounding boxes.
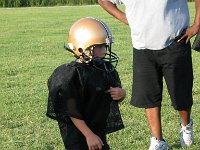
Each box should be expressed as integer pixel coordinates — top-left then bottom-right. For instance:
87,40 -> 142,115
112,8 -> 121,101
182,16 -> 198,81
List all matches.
64,17 -> 118,71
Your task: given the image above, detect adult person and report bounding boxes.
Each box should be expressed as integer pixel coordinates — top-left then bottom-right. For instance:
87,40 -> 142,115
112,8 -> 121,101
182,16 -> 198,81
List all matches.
98,0 -> 200,149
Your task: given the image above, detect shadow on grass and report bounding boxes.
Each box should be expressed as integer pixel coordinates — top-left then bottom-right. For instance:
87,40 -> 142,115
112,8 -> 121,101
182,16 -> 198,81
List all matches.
170,143 -> 182,149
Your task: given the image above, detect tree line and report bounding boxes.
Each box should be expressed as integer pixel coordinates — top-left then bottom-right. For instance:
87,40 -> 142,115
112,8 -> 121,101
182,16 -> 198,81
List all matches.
0,0 -> 98,7
0,0 -> 195,7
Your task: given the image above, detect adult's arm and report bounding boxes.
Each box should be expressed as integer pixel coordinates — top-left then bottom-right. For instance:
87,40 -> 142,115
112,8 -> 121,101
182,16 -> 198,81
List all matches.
178,0 -> 200,43
98,0 -> 128,25
70,117 -> 104,150
194,0 -> 200,28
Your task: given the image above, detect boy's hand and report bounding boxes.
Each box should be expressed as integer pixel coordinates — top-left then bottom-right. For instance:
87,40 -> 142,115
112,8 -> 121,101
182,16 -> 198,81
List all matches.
106,87 -> 126,101
86,132 -> 104,150
70,117 -> 104,150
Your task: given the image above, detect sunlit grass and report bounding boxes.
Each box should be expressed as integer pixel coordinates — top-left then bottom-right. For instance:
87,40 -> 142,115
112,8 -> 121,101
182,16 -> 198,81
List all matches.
0,3 -> 199,150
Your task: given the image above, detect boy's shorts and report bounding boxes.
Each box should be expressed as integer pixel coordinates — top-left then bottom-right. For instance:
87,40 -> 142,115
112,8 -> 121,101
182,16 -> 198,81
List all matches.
58,122 -> 110,150
130,39 -> 193,110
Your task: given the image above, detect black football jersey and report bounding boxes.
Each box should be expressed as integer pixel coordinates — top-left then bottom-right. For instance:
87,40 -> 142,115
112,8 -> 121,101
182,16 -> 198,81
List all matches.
46,61 -> 124,136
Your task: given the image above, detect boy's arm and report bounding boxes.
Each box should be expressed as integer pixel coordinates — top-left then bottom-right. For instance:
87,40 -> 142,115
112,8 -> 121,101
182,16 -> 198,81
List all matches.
70,117 -> 104,150
98,0 -> 128,25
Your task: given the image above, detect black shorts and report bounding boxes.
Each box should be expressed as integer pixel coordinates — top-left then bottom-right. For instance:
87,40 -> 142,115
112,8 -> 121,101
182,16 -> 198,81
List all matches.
130,40 -> 193,110
58,122 -> 110,150
65,135 -> 110,150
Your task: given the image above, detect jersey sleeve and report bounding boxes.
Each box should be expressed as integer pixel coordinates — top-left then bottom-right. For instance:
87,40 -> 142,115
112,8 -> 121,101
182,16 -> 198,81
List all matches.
46,63 -> 84,123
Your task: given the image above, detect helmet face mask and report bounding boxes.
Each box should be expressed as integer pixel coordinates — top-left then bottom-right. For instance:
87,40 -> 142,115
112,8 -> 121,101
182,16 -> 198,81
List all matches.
92,44 -> 118,72
64,17 -> 118,72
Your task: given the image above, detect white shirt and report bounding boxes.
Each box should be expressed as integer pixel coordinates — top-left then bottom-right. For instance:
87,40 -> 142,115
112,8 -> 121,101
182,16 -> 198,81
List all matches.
108,0 -> 190,50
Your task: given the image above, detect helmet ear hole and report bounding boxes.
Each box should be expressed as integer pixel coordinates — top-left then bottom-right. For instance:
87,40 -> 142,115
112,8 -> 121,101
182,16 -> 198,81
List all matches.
78,48 -> 83,53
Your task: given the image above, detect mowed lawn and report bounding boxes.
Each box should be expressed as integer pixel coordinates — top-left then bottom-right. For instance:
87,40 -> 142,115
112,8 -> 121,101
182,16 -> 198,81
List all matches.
0,3 -> 200,150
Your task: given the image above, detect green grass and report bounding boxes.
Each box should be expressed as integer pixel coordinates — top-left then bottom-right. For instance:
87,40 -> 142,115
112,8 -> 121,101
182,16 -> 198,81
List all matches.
0,3 -> 200,150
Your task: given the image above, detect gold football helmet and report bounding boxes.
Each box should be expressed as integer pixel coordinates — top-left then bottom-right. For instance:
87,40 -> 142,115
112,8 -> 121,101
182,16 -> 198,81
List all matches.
64,17 -> 118,71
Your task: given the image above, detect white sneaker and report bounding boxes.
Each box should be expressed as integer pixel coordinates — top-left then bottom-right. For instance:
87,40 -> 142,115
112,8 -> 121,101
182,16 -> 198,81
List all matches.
149,137 -> 169,150
180,118 -> 194,147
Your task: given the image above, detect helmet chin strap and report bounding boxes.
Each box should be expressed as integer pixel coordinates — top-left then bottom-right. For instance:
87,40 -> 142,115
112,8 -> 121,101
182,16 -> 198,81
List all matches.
64,43 -> 79,59
81,47 -> 93,63
82,52 -> 91,63
103,62 -> 109,72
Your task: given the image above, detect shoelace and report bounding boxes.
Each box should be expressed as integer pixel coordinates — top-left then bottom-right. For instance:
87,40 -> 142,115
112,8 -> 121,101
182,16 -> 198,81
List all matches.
180,125 -> 192,134
154,143 -> 166,150
153,140 -> 166,149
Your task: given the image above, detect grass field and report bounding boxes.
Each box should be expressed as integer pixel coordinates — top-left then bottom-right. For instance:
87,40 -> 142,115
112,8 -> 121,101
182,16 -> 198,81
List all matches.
0,3 -> 200,150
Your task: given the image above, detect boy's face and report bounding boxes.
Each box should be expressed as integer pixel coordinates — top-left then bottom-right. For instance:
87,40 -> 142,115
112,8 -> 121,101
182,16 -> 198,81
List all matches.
93,44 -> 107,58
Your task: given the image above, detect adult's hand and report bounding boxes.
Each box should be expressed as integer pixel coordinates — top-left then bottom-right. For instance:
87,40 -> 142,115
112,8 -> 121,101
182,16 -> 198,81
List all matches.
178,25 -> 200,44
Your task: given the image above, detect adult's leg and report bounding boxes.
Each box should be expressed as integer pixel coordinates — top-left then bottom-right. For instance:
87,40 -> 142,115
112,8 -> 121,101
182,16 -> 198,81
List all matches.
178,108 -> 191,126
162,40 -> 193,117
131,48 -> 168,149
162,39 -> 194,147
179,108 -> 194,147
145,107 -> 163,140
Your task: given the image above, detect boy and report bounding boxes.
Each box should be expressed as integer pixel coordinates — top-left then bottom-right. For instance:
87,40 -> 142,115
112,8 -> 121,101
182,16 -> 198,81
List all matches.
46,17 -> 126,150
